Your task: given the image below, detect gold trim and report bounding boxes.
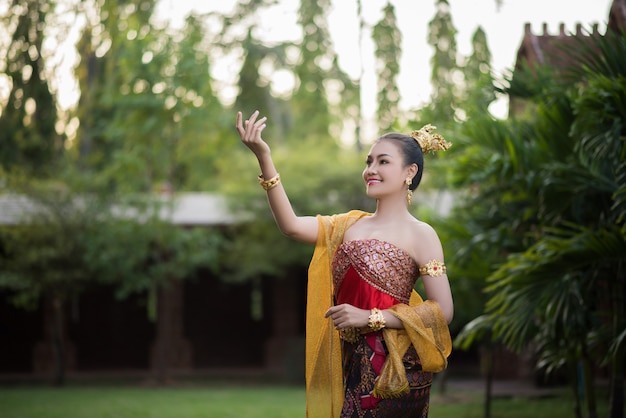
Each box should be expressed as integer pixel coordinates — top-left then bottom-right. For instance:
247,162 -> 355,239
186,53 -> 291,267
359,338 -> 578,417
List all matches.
368,307 -> 386,331
419,259 -> 446,277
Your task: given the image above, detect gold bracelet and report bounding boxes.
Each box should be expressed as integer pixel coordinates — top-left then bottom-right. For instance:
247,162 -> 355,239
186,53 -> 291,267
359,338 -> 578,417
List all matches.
258,173 -> 281,191
368,308 -> 386,332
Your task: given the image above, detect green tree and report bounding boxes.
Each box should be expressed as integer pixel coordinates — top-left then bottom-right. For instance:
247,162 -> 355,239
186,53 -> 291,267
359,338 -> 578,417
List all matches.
421,0 -> 461,126
74,0 -> 228,192
0,0 -> 62,176
74,0 -> 163,190
0,182 -> 123,385
290,0 -> 358,144
453,29 -> 626,418
461,27 -> 496,120
156,14 -> 231,191
291,0 -> 334,140
220,0 -> 364,284
372,2 -> 402,132
0,181 -> 222,385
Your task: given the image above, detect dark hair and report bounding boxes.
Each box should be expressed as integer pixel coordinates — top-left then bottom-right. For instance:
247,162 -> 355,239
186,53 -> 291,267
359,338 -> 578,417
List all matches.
377,133 -> 424,190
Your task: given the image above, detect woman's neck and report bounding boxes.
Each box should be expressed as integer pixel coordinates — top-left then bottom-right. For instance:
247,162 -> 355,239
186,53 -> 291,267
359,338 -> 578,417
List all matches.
372,196 -> 412,222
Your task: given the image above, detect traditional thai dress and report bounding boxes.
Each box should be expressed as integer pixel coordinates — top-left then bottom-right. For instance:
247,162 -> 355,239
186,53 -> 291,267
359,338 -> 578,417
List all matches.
306,210 -> 451,418
333,238 -> 431,417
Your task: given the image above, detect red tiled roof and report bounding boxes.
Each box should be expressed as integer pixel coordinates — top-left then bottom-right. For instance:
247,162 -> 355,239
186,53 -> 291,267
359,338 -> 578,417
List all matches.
514,0 -> 625,74
515,22 -> 603,74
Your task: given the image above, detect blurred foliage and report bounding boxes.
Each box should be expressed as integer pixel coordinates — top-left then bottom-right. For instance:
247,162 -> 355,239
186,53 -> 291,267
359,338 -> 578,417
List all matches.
452,28 -> 626,417
0,0 -> 61,176
372,2 -> 402,132
418,0 -> 462,127
0,179 -> 222,310
0,0 -> 498,330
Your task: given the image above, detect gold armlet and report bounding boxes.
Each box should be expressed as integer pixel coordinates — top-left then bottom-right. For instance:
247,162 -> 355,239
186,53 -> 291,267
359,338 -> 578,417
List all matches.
419,259 -> 446,277
368,308 -> 386,332
258,173 -> 281,191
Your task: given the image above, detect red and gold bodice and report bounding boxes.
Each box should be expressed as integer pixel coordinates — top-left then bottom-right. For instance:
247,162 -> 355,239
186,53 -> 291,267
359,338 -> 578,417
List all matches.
331,238 -> 419,308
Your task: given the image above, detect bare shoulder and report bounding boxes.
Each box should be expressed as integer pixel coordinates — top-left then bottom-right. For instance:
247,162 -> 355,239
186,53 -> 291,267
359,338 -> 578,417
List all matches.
408,218 -> 440,241
407,218 -> 444,263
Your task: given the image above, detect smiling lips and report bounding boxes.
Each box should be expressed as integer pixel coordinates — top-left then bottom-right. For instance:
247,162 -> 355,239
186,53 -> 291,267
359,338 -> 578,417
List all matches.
367,178 -> 381,185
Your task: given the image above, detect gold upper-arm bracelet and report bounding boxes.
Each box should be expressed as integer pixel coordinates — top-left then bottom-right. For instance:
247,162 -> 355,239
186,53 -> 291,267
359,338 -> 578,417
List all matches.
419,259 -> 446,277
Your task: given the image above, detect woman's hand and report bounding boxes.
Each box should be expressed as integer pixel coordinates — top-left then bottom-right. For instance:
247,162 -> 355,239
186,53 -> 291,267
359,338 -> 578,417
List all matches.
325,304 -> 370,330
236,110 -> 270,159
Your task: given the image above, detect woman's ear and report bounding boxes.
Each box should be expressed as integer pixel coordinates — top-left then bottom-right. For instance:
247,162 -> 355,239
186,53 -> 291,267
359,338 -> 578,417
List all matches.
407,163 -> 418,178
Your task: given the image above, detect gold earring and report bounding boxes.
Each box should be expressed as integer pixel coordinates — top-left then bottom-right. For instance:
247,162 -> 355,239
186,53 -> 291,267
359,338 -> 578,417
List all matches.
405,177 -> 413,206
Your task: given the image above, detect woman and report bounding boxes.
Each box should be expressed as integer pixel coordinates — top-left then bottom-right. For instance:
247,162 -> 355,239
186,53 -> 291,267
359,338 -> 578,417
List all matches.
236,110 -> 453,418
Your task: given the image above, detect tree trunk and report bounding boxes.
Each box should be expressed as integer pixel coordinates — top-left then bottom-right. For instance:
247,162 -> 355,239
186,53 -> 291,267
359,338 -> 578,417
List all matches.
609,264 -> 625,418
150,280 -> 192,384
482,344 -> 494,418
51,294 -> 66,387
609,347 -> 625,418
580,347 -> 598,418
153,286 -> 172,385
571,363 -> 583,418
33,294 -> 75,385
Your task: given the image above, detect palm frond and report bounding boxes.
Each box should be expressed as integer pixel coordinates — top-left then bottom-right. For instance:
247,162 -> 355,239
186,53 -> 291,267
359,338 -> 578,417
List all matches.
564,28 -> 626,81
485,225 -> 626,350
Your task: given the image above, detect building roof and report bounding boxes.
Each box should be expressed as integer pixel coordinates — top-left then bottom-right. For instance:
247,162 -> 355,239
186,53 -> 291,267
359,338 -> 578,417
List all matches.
0,192 -> 239,226
515,0 -> 625,73
515,22 -> 603,74
609,0 -> 626,32
157,192 -> 240,226
509,0 -> 625,116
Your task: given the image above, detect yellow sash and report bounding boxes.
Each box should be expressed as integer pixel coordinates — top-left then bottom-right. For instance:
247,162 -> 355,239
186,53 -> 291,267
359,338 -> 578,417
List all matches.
305,210 -> 451,417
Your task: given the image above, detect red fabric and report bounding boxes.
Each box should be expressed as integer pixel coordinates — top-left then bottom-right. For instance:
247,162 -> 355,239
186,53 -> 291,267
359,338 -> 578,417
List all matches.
336,266 -> 401,309
336,266 -> 402,410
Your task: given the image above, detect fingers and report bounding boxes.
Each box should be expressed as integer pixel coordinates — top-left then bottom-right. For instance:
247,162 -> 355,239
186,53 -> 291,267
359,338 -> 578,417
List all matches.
235,110 -> 267,141
325,305 -> 348,329
325,304 -> 371,330
235,112 -> 244,135
247,110 -> 258,127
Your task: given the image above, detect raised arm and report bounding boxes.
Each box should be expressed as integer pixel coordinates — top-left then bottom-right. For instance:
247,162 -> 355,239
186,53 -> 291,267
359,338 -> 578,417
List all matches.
236,111 -> 318,244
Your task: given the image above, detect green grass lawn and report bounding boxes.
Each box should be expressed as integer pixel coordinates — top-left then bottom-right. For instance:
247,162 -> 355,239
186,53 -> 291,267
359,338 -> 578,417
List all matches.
0,381 -> 608,418
0,384 -> 305,418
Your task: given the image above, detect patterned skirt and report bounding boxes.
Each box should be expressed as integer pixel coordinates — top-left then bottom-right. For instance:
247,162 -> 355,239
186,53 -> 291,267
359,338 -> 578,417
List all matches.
341,333 -> 433,418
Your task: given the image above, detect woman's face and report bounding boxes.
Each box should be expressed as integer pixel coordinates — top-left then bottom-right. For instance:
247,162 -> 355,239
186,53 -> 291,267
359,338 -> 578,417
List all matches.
362,140 -> 414,200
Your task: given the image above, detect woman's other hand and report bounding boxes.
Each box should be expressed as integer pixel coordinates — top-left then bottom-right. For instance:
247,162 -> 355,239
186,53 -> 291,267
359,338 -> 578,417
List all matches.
236,110 -> 270,159
325,304 -> 370,330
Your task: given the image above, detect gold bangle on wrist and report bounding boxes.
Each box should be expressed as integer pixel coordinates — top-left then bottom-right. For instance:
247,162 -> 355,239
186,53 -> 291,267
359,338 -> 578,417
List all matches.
368,308 -> 386,331
258,173 -> 281,191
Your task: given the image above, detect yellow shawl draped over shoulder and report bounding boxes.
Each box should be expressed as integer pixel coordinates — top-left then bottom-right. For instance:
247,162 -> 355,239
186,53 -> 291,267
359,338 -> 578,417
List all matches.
305,210 -> 452,418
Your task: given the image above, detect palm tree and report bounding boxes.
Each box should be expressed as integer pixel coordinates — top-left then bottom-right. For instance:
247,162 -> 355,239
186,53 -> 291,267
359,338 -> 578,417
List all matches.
450,28 -> 626,418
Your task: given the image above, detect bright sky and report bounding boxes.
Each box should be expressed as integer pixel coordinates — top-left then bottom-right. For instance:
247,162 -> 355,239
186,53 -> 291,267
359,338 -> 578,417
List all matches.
1,0 -> 612,126
153,0 -> 613,122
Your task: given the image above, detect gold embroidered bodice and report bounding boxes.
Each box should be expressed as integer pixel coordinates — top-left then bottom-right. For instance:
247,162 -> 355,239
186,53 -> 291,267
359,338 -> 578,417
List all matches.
331,238 -> 419,304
